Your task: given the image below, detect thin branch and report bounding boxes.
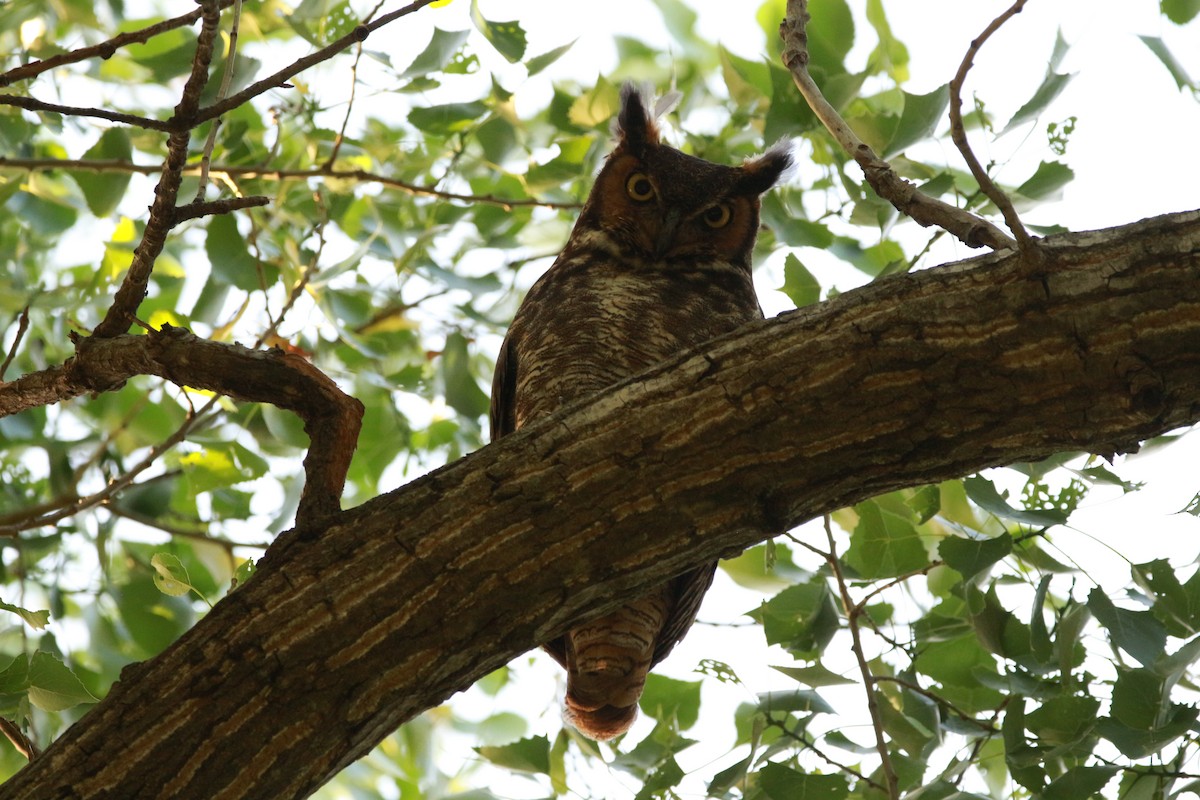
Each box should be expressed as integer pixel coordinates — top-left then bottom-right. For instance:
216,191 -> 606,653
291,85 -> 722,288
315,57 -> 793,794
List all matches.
772,716 -> 884,791
0,717 -> 38,760
0,158 -> 581,210
194,0 -> 245,201
323,40 -> 365,169
0,95 -> 173,131
196,0 -> 440,125
824,515 -> 899,799
779,0 -> 1017,252
947,0 -> 1038,253
874,675 -> 995,733
0,0 -> 237,89
172,196 -> 270,225
93,0 -> 222,339
0,306 -> 30,381
104,505 -> 269,551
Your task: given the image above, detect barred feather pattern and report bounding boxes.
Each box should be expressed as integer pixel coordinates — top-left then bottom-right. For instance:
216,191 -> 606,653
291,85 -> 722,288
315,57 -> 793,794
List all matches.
489,82 -> 790,740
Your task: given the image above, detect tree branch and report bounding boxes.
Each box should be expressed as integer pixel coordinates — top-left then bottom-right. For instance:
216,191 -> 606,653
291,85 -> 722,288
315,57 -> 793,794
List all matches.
779,0 -> 1017,252
0,326 -> 363,528
948,0 -> 1037,253
0,157 -> 582,210
2,209 -> 1197,799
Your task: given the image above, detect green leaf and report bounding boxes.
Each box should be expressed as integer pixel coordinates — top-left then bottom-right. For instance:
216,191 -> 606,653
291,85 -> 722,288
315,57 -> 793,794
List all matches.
771,662 -> 854,687
475,735 -> 550,774
1015,161 -> 1075,202
1003,70 -> 1075,133
399,28 -> 470,79
1088,588 -> 1167,667
0,600 -> 49,630
1139,35 -> 1196,90
762,194 -> 834,248
963,475 -> 1065,527
759,762 -> 849,800
634,755 -> 684,800
206,214 -> 262,292
408,101 -> 489,136
440,332 -> 489,420
778,254 -> 820,307
756,689 -> 835,715
1042,766 -> 1118,800
749,582 -> 839,656
27,651 -> 98,712
1162,0 -> 1200,24
908,484 -> 941,524
526,40 -> 575,76
150,553 -> 195,598
938,532 -> 1012,582
883,85 -> 949,157
469,0 -> 526,63
640,674 -> 701,729
844,499 -> 930,579
1111,667 -> 1165,729
567,78 -> 620,129
1024,693 -> 1100,746
114,574 -> 195,656
72,129 -> 133,216
805,0 -> 854,76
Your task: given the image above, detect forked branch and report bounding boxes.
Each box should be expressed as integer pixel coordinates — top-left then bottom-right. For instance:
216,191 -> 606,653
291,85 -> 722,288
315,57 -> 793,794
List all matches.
779,0 -> 1017,252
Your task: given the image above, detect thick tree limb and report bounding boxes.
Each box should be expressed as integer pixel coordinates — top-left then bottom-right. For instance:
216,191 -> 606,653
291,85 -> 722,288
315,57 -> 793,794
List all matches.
2,210 -> 1199,798
0,327 -> 362,527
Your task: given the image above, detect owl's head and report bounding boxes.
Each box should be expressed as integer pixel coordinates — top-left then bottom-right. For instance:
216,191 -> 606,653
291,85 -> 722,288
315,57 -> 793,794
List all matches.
576,83 -> 791,268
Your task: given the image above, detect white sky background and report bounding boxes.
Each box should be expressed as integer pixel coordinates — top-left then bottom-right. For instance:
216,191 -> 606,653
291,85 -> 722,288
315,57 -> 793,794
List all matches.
334,1 -> 1200,798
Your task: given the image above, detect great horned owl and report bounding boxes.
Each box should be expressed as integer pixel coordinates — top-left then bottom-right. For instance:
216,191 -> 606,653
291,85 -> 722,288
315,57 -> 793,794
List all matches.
491,83 -> 790,740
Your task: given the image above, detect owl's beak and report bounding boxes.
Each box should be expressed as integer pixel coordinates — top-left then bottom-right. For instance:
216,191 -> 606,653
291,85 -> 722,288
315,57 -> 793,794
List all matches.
653,209 -> 682,258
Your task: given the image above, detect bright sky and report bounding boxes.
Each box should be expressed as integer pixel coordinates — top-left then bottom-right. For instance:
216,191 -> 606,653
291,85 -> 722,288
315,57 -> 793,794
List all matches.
363,2 -> 1200,798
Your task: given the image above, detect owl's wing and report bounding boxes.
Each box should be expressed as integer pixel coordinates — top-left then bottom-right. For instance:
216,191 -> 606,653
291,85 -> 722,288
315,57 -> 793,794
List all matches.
489,334 -> 518,441
651,561 -> 718,667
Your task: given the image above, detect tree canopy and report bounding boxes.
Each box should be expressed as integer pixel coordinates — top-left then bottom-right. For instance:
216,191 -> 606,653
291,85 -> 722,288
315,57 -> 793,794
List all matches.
0,0 -> 1199,798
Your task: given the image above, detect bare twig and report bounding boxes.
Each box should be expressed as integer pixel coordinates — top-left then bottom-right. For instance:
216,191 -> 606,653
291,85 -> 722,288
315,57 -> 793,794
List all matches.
0,306 -> 30,381
948,0 -> 1038,253
194,0 -> 245,202
196,0 -> 440,125
823,515 -> 899,799
104,505 -> 269,551
0,158 -> 581,210
874,675 -> 995,732
0,0 -> 238,89
0,717 -> 39,760
779,0 -> 1017,252
172,196 -> 270,225
0,95 -> 173,132
93,0 -> 222,339
323,41 -> 365,169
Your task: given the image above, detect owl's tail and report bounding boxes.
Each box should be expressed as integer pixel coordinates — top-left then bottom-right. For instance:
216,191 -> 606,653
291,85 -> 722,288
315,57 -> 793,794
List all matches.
561,586 -> 672,740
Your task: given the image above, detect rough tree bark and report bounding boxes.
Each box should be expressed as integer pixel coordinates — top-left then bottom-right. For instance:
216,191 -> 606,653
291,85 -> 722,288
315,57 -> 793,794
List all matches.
2,209 -> 1199,799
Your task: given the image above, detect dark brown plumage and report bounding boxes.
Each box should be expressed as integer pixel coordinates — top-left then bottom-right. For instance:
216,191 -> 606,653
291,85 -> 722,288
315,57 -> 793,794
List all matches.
490,83 -> 790,740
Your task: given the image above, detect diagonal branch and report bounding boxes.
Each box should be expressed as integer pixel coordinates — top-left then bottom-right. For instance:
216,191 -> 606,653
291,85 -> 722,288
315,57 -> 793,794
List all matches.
0,326 -> 363,529
779,0 -> 1017,252
948,0 -> 1038,253
92,0 -> 223,339
195,0 -> 441,125
2,209 -> 1197,799
0,157 -> 581,210
0,0 -> 238,89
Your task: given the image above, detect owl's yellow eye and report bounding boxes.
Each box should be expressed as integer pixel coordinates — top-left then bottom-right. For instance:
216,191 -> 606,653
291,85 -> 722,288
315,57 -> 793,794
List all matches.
702,203 -> 732,229
626,173 -> 655,201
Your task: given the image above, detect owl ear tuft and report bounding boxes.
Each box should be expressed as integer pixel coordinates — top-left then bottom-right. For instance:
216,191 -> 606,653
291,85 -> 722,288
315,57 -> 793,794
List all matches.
615,82 -> 675,155
736,140 -> 794,196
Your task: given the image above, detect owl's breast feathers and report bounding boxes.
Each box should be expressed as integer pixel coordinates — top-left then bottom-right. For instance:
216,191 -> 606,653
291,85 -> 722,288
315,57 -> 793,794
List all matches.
489,81 -> 789,740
